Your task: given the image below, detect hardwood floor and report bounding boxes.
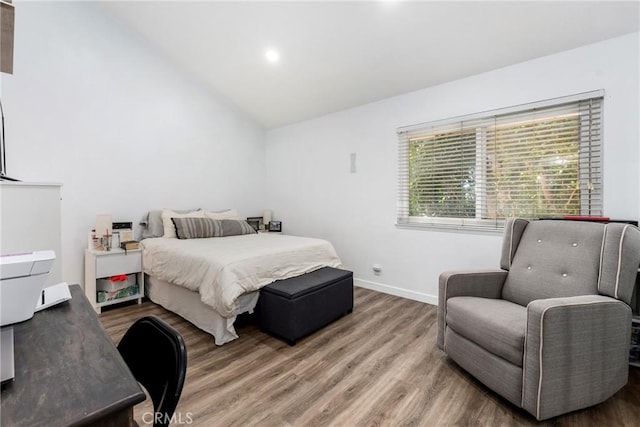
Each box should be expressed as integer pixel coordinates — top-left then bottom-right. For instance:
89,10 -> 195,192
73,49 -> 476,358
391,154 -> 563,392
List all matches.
100,288 -> 640,426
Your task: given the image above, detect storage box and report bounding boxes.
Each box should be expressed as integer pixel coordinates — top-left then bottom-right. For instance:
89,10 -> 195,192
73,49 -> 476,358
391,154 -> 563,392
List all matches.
97,284 -> 139,304
259,267 -> 353,345
97,273 -> 136,292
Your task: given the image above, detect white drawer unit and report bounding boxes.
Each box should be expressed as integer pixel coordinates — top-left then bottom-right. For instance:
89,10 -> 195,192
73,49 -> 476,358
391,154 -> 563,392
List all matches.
95,252 -> 142,278
85,248 -> 144,313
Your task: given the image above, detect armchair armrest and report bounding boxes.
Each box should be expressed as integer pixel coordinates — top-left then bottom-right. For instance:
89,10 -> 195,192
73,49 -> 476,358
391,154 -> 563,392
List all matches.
522,295 -> 632,420
437,269 -> 508,349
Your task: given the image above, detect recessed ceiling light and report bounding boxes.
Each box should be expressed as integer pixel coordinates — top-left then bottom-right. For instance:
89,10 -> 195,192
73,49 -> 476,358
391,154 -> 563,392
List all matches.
265,49 -> 279,63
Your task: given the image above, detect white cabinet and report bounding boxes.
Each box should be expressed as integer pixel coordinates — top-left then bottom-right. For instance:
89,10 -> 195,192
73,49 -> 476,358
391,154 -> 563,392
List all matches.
0,182 -> 62,285
84,248 -> 144,313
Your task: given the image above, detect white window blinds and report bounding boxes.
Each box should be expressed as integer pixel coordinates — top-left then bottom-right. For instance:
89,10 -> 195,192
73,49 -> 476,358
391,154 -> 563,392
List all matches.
397,91 -> 603,230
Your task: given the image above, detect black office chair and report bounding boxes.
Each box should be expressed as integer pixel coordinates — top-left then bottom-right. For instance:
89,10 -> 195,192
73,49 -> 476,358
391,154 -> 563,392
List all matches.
118,315 -> 187,427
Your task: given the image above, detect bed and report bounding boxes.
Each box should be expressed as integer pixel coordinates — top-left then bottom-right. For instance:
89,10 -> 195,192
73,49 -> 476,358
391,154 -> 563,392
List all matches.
139,209 -> 342,345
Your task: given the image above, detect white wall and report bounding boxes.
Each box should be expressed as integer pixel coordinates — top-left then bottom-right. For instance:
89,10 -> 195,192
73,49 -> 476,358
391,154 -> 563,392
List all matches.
266,33 -> 640,305
0,2 -> 266,286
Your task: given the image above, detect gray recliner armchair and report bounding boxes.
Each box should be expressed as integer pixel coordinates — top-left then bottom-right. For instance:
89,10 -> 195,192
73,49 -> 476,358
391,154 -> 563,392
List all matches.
437,218 -> 640,420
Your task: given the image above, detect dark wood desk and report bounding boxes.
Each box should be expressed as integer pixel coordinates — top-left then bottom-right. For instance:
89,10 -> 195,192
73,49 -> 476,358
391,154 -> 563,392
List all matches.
1,285 -> 145,426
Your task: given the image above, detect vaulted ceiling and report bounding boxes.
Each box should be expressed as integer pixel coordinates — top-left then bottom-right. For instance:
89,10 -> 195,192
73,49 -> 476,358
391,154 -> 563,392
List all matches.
101,1 -> 640,129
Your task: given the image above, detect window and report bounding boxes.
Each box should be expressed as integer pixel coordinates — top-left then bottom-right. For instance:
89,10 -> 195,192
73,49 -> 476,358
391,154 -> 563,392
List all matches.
397,91 -> 603,231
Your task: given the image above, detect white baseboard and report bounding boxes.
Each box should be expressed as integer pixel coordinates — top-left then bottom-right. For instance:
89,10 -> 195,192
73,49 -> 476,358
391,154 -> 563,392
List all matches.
354,278 -> 438,306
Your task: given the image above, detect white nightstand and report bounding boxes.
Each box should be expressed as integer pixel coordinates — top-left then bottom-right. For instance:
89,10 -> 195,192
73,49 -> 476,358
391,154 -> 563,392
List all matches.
84,248 -> 144,313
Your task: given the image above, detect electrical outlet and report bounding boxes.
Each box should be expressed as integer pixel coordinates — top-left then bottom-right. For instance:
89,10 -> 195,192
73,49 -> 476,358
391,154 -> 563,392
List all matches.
372,264 -> 382,275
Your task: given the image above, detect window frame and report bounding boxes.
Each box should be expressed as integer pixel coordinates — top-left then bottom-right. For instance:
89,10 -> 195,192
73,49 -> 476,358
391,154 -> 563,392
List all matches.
396,90 -> 604,232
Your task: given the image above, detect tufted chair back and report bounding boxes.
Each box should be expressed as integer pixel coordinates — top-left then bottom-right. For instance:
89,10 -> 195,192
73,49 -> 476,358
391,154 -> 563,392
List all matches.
500,219 -> 640,307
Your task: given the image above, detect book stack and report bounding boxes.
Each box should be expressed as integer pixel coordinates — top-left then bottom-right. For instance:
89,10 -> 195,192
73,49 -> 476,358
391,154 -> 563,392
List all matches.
120,241 -> 139,251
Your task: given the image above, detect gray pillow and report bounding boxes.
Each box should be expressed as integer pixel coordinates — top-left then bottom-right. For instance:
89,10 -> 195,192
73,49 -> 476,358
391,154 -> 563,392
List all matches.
172,218 -> 256,239
140,208 -> 199,239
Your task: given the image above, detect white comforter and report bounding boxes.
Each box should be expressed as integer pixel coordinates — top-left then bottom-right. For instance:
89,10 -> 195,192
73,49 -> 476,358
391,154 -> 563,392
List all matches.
141,233 -> 342,317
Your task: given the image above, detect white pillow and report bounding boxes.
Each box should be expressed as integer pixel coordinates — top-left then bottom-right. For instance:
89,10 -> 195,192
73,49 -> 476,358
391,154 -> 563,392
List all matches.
161,209 -> 205,239
204,209 -> 240,220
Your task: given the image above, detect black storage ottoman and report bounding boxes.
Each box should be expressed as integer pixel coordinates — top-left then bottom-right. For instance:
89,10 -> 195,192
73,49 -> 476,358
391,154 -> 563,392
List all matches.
259,267 -> 353,345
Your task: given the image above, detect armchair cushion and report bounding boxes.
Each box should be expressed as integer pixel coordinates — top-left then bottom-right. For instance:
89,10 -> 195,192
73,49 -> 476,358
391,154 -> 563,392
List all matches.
446,297 -> 526,366
502,220 -> 603,306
